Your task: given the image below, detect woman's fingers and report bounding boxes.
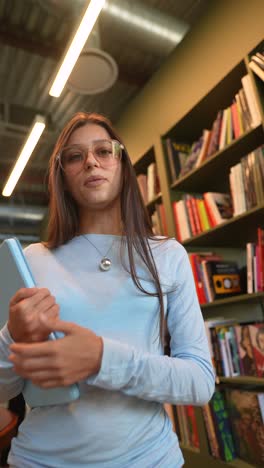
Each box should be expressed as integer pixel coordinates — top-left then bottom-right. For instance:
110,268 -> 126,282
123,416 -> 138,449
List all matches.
9,287 -> 39,306
8,287 -> 60,343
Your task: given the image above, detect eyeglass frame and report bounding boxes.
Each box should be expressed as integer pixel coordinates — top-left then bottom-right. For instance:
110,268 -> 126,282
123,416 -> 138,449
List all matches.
55,139 -> 124,173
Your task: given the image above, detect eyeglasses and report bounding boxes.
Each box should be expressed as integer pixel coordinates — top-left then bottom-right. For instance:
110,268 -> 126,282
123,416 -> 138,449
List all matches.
56,139 -> 124,173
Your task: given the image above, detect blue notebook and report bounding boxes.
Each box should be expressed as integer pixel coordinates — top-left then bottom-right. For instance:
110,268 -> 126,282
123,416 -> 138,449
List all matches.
0,238 -> 80,407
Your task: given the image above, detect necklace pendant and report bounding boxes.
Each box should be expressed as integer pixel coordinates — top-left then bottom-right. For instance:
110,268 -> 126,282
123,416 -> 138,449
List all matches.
100,257 -> 111,271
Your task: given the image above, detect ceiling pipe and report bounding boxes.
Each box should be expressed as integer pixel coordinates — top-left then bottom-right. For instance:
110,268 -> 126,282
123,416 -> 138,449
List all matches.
0,205 -> 46,224
38,0 -> 190,56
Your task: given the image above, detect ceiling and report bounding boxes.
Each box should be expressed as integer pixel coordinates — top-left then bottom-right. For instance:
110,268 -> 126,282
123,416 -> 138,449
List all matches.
0,0 -> 210,241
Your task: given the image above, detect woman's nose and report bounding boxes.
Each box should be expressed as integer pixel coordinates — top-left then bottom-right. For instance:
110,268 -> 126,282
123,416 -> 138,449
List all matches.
83,149 -> 99,168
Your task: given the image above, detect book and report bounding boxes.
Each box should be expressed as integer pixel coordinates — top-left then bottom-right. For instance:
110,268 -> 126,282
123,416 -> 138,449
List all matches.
179,138 -> 204,176
234,324 -> 257,376
194,129 -> 212,167
203,192 -> 233,225
209,390 -> 236,461
204,260 -> 242,300
137,173 -> 148,204
202,403 -> 221,458
241,74 -> 262,127
248,323 -> 264,377
257,227 -> 264,291
0,238 -> 80,407
249,60 -> 264,82
226,389 -> 264,466
165,139 -> 190,181
251,54 -> 264,70
206,110 -> 223,159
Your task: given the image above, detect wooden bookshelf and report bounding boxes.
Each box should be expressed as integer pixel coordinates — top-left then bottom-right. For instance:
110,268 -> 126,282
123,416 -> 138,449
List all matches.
133,147 -> 156,174
182,203 -> 264,247
182,447 -> 255,468
146,192 -> 162,211
218,376 -> 264,387
170,124 -> 264,193
201,291 -> 264,309
161,40 -> 264,468
135,39 -> 264,468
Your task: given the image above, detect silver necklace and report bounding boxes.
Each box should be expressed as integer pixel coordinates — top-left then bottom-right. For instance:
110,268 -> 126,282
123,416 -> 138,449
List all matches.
83,235 -> 115,271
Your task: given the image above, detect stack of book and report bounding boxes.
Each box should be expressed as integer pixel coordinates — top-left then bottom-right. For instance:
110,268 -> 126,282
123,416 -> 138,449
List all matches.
202,390 -> 236,462
136,162 -> 160,205
165,140 -> 191,182
176,387 -> 264,466
249,47 -> 264,82
165,73 -> 262,182
205,318 -> 264,378
246,227 -> 264,293
188,253 -> 242,305
225,389 -> 264,466
151,204 -> 168,236
174,405 -> 200,449
229,146 -> 264,216
172,192 -> 233,242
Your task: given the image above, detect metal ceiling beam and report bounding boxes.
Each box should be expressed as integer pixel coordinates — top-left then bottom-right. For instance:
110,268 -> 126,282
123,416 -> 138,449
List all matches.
0,22 -> 147,88
0,22 -> 63,60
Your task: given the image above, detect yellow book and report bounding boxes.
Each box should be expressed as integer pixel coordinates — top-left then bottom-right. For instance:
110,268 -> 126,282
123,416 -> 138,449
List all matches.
197,199 -> 211,231
226,107 -> 233,145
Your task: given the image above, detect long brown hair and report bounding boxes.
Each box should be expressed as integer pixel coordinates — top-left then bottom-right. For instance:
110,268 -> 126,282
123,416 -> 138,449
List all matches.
45,112 -> 167,345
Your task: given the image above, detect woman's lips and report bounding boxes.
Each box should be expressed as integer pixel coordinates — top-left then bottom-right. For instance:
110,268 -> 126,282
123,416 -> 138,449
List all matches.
84,177 -> 106,187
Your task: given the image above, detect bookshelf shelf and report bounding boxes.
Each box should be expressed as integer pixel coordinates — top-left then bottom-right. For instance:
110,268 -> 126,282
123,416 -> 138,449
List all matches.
170,124 -> 264,193
218,376 -> 264,387
182,203 -> 264,247
181,447 -> 254,468
146,192 -> 162,211
133,147 -> 155,175
201,291 -> 264,309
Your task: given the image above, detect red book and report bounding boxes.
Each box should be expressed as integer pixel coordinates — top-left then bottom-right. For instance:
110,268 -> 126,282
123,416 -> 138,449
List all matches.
257,227 -> 264,291
185,405 -> 200,448
190,197 -> 202,234
172,201 -> 182,242
157,203 -> 168,236
189,253 -> 207,304
184,195 -> 198,236
230,101 -> 241,139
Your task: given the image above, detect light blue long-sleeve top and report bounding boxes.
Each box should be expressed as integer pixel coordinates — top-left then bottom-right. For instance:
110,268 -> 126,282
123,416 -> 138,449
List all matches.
0,234 -> 215,467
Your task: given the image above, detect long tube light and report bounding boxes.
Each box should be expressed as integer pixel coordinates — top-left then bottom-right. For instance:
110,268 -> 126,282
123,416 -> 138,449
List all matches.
49,0 -> 106,98
2,115 -> 46,197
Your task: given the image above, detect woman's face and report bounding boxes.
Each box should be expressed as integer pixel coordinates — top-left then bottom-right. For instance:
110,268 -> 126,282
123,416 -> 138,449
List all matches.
62,123 -> 123,212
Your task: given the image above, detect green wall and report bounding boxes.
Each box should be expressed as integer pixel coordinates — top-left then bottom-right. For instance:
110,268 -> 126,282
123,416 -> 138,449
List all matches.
116,0 -> 264,163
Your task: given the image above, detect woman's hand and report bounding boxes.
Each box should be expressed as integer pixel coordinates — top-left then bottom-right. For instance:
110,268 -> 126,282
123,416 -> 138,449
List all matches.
8,288 -> 60,343
8,317 -> 103,388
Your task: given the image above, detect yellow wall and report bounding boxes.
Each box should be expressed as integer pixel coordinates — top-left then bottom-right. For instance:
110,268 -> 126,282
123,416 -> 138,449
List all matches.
116,0 -> 264,162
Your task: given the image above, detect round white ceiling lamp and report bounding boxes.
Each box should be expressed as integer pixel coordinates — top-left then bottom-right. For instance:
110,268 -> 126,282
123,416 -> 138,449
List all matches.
67,24 -> 118,95
67,48 -> 118,95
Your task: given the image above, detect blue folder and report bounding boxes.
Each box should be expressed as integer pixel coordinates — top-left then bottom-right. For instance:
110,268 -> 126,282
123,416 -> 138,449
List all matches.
0,238 -> 80,407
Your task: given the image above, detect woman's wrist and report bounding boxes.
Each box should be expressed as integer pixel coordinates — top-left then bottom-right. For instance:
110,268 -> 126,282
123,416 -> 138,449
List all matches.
93,336 -> 104,375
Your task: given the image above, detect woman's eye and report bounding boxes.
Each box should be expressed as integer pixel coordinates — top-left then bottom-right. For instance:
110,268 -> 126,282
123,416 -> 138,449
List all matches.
67,152 -> 83,163
96,148 -> 112,158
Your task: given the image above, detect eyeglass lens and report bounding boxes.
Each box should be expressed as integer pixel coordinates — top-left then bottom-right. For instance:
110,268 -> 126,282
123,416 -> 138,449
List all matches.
60,140 -> 122,171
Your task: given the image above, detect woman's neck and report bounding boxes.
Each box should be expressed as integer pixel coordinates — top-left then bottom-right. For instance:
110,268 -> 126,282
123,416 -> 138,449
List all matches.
78,210 -> 123,235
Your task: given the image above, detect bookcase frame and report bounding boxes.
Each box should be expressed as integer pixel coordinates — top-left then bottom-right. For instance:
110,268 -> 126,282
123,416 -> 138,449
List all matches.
134,39 -> 264,467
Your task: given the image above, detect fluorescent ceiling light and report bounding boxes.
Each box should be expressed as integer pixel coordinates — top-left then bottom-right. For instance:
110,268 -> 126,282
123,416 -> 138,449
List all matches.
49,0 -> 106,98
2,115 -> 46,197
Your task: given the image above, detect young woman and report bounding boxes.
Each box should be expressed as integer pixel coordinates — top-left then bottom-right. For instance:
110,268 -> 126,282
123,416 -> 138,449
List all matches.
0,112 -> 215,467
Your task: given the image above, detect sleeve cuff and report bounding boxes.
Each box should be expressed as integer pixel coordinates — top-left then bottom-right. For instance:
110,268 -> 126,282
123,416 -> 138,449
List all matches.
86,337 -> 135,389
0,323 -> 15,345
